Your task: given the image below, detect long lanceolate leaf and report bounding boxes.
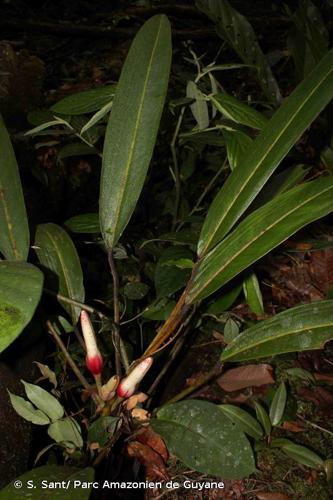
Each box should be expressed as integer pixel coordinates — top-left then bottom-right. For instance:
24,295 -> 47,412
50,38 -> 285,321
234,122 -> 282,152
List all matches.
188,176 -> 333,303
196,0 -> 281,104
221,300 -> 333,362
198,48 -> 333,256
0,115 -> 30,261
100,15 -> 172,249
35,224 -> 84,323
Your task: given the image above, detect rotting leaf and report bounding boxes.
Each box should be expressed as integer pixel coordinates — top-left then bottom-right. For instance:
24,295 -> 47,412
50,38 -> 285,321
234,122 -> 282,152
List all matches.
218,364 -> 275,392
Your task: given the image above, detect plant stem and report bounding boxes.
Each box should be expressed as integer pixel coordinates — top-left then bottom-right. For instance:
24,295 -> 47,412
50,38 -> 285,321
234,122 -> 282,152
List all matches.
171,106 -> 186,230
44,288 -> 107,319
46,320 -> 100,405
108,250 -> 122,377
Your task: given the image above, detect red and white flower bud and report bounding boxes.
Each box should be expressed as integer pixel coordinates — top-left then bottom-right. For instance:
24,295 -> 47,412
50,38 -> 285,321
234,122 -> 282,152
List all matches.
80,310 -> 103,376
117,357 -> 153,398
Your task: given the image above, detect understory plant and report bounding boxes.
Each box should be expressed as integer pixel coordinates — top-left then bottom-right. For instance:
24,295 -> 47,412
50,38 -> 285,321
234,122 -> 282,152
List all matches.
1,0 -> 333,494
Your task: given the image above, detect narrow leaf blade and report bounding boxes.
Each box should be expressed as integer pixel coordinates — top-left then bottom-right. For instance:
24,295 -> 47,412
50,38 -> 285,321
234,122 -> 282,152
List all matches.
100,15 -> 172,249
269,382 -> 287,426
221,300 -> 333,362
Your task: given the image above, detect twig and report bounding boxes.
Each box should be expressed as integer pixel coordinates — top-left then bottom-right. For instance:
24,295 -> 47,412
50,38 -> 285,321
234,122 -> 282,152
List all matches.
108,250 -> 122,377
44,288 -> 107,320
163,361 -> 224,406
46,320 -> 100,405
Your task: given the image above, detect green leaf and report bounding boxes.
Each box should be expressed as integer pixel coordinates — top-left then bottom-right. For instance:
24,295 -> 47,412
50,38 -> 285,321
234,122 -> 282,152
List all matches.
57,142 -> 98,161
223,129 -> 252,170
48,417 -> 83,448
142,299 -> 176,320
196,0 -> 281,104
219,404 -> 263,439
80,101 -> 113,134
198,48 -> 333,255
243,272 -> 264,316
269,382 -> 287,426
211,93 -> 268,130
324,458 -> 333,485
100,15 -> 172,249
220,300 -> 333,362
0,114 -> 29,261
0,466 -> 94,499
186,81 -> 209,130
284,367 -> 315,383
152,400 -> 255,479
206,282 -> 242,314
124,282 -> 150,300
8,392 -> 50,425
88,416 -> 120,447
35,223 -> 84,323
0,261 -> 43,352
224,318 -> 240,343
188,176 -> 333,303
254,401 -> 271,436
280,442 -> 324,468
22,380 -> 64,422
50,85 -> 116,115
64,213 -> 100,233
155,247 -> 192,298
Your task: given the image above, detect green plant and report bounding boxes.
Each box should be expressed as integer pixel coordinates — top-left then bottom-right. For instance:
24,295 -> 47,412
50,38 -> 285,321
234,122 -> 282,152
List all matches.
1,3 -> 333,493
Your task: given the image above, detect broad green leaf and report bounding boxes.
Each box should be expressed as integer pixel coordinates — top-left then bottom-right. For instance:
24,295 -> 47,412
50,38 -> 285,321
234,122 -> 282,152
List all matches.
220,300 -> 333,362
188,176 -> 333,303
22,380 -> 64,422
186,81 -> 209,130
48,417 -> 83,448
198,48 -> 333,256
0,115 -> 29,261
0,261 -> 43,352
88,416 -> 119,447
243,272 -> 264,316
280,442 -> 324,468
8,392 -> 50,425
284,367 -> 315,383
211,93 -> 268,130
219,404 -> 263,439
35,223 -> 84,323
196,0 -> 281,104
254,401 -> 271,436
223,129 -> 252,170
152,400 -> 255,479
0,465 -> 94,499
269,382 -> 287,426
100,15 -> 172,249
64,213 -> 100,233
142,299 -> 176,320
50,84 -> 116,115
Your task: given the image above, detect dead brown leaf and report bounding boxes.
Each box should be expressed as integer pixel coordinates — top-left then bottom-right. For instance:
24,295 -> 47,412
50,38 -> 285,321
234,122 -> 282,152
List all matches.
218,364 -> 275,392
127,441 -> 169,481
136,426 -> 168,462
256,493 -> 291,500
281,420 -> 305,433
313,372 -> 333,385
